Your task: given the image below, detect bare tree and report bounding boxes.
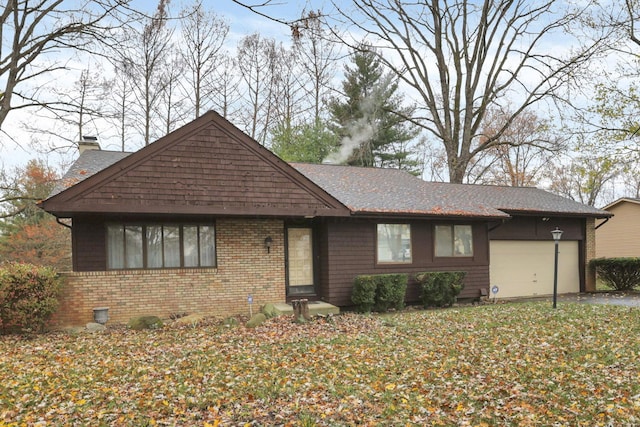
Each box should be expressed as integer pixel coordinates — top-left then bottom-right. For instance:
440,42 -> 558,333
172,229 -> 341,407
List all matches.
269,45 -> 307,133
208,52 -> 240,120
331,0 -> 611,183
626,0 -> 640,48
230,0 -> 324,36
105,59 -> 135,151
621,163 -> 640,198
545,154 -> 619,207
21,65 -> 111,151
0,0 -> 128,132
124,0 -> 173,145
180,1 -> 229,118
236,33 -> 279,144
467,108 -> 563,186
157,51 -> 188,136
292,10 -> 339,123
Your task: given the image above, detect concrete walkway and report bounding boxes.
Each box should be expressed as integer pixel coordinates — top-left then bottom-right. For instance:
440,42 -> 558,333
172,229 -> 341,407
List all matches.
272,301 -> 340,316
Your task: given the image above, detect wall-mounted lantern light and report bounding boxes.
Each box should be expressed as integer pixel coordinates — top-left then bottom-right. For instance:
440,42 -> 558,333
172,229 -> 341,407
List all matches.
551,227 -> 563,309
264,236 -> 273,254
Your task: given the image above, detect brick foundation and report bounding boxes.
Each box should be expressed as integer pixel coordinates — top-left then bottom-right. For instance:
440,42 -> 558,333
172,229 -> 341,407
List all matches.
52,218 -> 285,327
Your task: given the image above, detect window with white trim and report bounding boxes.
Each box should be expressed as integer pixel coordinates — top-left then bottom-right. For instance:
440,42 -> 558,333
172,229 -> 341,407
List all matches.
107,224 -> 216,269
377,224 -> 412,263
434,225 -> 473,257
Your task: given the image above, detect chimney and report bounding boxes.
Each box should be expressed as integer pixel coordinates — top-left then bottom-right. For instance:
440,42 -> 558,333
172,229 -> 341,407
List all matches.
78,135 -> 101,154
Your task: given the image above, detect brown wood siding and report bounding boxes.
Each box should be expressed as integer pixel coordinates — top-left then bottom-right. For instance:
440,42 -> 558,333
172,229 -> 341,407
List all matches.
57,122 -> 343,217
596,202 -> 640,257
489,216 -> 584,241
319,219 -> 491,307
72,217 -> 107,271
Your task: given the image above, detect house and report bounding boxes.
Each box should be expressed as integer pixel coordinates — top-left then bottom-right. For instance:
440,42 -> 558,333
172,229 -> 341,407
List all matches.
595,198 -> 640,258
39,111 -> 611,326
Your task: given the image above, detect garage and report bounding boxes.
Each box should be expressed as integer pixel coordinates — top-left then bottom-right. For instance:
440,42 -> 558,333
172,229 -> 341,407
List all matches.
490,240 -> 580,299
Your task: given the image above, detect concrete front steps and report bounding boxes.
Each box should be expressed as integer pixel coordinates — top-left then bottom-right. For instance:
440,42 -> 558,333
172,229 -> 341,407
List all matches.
272,301 -> 340,316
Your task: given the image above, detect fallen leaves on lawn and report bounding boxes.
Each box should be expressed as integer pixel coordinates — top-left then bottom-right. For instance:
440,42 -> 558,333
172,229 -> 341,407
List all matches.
1,302 -> 639,426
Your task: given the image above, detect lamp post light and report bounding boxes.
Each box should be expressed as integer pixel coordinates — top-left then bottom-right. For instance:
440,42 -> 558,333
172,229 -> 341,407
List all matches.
551,227 -> 563,309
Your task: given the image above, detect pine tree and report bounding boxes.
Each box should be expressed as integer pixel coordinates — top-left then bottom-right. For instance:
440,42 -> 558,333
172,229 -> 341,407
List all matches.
328,45 -> 419,172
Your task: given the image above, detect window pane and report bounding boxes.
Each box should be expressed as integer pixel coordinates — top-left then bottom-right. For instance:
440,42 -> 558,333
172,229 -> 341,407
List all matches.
199,226 -> 216,267
163,226 -> 180,267
183,226 -> 199,267
288,228 -> 314,286
377,224 -> 411,263
454,225 -> 473,256
107,225 -> 124,269
125,226 -> 143,268
146,226 -> 163,268
435,225 -> 453,257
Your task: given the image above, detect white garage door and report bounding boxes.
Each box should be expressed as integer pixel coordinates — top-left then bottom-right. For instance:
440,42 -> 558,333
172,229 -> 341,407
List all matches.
490,240 -> 580,299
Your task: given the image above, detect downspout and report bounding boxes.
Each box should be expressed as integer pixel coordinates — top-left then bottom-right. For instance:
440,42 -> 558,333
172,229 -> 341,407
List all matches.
594,217 -> 610,230
56,217 -> 72,229
488,217 -> 511,232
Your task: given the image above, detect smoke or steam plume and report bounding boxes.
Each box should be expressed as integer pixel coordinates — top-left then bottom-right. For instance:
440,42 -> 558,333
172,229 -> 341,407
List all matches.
323,117 -> 375,164
323,73 -> 393,164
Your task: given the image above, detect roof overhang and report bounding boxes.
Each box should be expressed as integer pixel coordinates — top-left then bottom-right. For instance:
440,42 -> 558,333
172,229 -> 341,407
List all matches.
601,197 -> 640,211
498,208 -> 613,219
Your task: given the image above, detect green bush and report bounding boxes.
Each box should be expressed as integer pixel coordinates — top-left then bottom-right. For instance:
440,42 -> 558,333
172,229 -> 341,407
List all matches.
374,274 -> 408,312
352,274 -> 408,313
590,258 -> 640,291
416,271 -> 466,308
352,276 -> 377,313
0,262 -> 62,334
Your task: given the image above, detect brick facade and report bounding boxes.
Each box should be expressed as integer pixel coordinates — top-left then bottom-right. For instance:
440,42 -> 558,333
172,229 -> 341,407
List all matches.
584,217 -> 596,292
52,219 -> 285,327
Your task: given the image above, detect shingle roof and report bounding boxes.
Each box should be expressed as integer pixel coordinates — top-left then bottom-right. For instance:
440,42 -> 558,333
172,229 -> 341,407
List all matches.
50,150 -> 132,197
49,151 -> 611,219
442,184 -> 611,217
602,197 -> 640,210
291,163 -> 508,218
291,163 -> 611,218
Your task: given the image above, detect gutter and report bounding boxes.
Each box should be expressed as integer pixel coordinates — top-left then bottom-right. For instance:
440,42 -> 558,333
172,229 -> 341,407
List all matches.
56,217 -> 72,229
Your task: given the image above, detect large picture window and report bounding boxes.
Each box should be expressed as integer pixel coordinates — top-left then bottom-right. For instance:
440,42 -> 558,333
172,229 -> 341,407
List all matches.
377,224 -> 412,264
435,225 -> 473,257
107,223 -> 216,269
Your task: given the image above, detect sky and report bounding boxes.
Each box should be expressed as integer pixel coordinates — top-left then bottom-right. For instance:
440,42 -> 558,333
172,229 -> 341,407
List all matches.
0,0 -> 333,172
0,0 -> 631,207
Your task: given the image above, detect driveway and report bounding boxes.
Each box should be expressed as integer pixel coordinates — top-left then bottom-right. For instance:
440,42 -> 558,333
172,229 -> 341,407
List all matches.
562,292 -> 640,307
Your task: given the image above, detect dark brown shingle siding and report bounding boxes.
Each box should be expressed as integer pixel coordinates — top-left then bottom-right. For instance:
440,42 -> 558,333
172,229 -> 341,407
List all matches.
319,219 -> 491,306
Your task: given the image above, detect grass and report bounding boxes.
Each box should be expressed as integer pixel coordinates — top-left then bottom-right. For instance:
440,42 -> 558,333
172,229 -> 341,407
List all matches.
1,302 -> 639,426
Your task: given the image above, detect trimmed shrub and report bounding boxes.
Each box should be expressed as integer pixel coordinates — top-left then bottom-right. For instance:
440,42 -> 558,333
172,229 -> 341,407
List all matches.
416,271 -> 466,308
0,262 -> 62,334
590,258 -> 640,291
352,274 -> 408,313
374,274 -> 408,312
352,276 -> 377,313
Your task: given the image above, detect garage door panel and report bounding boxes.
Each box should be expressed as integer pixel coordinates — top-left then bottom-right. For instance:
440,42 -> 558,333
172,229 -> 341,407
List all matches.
490,241 -> 579,299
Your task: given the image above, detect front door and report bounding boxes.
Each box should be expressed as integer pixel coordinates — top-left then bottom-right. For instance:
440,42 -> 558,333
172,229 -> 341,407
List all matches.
286,227 -> 315,296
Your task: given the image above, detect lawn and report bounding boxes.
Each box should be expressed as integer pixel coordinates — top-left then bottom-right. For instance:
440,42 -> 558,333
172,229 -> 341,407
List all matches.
1,302 -> 639,426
